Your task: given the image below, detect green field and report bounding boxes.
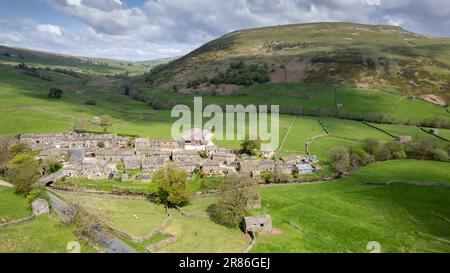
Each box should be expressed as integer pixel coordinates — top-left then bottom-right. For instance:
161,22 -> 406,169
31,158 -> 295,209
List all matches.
55,178 -> 152,194
278,116 -> 325,155
0,214 -> 95,253
309,136 -> 360,162
252,160 -> 450,253
371,123 -> 448,145
0,187 -> 31,223
59,192 -> 167,238
351,160 -> 450,185
57,192 -> 250,253
389,99 -> 449,122
321,117 -> 393,141
0,186 -> 95,253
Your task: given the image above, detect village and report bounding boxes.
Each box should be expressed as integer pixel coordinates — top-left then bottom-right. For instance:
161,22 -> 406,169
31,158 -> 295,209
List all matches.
19,129 -> 320,184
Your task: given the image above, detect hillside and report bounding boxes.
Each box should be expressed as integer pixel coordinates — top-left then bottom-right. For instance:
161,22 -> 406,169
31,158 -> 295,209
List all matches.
144,22 -> 450,104
0,45 -> 173,75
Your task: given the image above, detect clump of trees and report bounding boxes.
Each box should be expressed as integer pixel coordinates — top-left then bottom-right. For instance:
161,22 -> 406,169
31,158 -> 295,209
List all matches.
209,61 -> 270,86
239,137 -> 261,156
209,174 -> 259,227
7,153 -> 41,195
40,154 -> 62,176
150,163 -> 192,207
48,87 -> 63,99
330,137 -> 450,174
261,171 -> 290,184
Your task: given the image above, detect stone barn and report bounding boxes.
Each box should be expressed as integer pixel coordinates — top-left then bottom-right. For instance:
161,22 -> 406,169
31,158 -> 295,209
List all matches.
244,215 -> 272,233
31,199 -> 49,216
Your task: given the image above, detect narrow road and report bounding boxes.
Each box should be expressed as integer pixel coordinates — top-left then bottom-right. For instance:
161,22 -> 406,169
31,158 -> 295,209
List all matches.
47,192 -> 136,253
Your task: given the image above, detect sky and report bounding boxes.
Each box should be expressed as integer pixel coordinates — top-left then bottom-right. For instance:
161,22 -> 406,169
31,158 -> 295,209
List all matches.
0,0 -> 449,61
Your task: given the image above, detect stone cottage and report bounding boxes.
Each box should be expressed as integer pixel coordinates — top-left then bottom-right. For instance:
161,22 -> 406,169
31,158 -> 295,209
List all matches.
123,156 -> 143,169
172,150 -> 198,162
200,160 -> 223,176
142,156 -> 165,172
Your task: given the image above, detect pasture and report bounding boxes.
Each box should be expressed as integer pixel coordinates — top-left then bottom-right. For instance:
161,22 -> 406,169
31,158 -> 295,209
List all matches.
57,191 -> 250,253
252,160 -> 450,253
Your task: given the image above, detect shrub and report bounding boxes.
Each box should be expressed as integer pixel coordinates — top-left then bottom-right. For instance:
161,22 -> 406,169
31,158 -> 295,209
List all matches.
209,174 -> 259,227
97,141 -> 105,148
48,88 -> 63,99
85,100 -> 97,105
433,149 -> 450,162
7,154 -> 41,195
330,146 -> 351,174
27,188 -> 49,204
150,163 -> 192,207
262,172 -> 290,184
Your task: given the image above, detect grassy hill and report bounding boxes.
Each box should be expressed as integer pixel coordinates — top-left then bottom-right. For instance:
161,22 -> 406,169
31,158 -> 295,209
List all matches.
142,22 -> 450,106
0,45 -> 173,74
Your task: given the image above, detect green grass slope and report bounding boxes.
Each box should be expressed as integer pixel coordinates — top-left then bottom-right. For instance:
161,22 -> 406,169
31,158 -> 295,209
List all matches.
145,22 -> 450,102
252,160 -> 450,253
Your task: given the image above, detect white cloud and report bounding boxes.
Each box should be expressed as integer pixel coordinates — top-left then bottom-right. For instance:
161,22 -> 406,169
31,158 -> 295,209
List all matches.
37,24 -> 63,36
66,0 -> 81,7
1,0 -> 449,61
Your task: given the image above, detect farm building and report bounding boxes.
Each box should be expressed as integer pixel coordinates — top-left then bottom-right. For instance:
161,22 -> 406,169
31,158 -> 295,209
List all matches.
244,215 -> 272,233
397,135 -> 413,144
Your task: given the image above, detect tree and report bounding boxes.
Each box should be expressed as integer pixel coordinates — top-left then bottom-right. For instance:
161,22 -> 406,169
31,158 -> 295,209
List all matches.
8,154 -> 41,195
40,154 -> 62,175
150,163 -> 192,207
376,145 -> 392,161
48,87 -> 63,99
362,138 -> 381,156
349,147 -> 375,169
239,137 -> 261,156
209,174 -> 259,227
433,149 -> 450,162
8,143 -> 32,157
330,146 -> 351,174
73,117 -> 87,133
97,115 -> 112,133
124,84 -> 130,96
97,141 -> 105,148
0,136 -> 15,175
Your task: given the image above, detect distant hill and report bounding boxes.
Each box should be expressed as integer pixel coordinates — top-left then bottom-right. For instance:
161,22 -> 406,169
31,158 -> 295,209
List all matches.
145,22 -> 450,103
0,45 -> 173,75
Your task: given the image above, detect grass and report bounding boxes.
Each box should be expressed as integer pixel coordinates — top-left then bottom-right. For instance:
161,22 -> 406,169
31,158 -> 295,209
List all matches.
55,178 -> 152,194
371,123 -> 448,145
157,210 -> 250,253
309,136 -> 360,162
0,186 -> 31,223
321,117 -> 393,141
351,160 -> 450,185
0,214 -> 95,253
56,192 -> 250,253
59,192 -> 167,238
389,99 -> 449,122
278,116 -> 325,155
252,160 -> 450,253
